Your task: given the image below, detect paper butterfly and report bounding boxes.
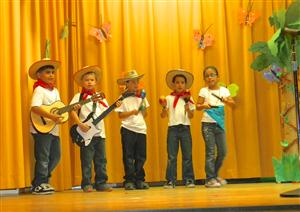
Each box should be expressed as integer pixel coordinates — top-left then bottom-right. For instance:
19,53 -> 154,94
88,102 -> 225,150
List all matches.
194,24 -> 214,50
238,0 -> 259,26
89,22 -> 112,43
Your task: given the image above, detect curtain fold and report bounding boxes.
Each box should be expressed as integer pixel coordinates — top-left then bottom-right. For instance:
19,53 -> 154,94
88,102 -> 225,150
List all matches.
0,0 -> 291,190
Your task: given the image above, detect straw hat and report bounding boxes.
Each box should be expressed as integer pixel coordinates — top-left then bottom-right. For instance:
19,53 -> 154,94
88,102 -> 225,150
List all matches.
28,58 -> 61,80
73,65 -> 102,86
117,70 -> 144,85
166,69 -> 194,89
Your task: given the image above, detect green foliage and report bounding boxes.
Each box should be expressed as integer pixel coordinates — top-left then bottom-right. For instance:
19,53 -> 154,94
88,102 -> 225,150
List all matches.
250,1 -> 300,71
272,154 -> 300,183
45,39 -> 51,58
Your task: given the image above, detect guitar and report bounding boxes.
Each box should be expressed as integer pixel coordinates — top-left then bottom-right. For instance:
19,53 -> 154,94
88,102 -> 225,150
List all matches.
70,91 -> 135,147
30,93 -> 103,134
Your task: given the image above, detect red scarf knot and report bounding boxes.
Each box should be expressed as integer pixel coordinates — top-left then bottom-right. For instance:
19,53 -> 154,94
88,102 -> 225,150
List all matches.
33,79 -> 54,91
170,90 -> 194,108
81,88 -> 108,108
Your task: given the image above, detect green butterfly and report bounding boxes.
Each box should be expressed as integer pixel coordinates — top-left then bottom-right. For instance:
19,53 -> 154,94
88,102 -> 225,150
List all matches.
218,82 -> 239,97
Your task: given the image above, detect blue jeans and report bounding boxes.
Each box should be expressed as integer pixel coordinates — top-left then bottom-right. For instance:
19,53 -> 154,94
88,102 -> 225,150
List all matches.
80,136 -> 108,188
121,127 -> 146,183
201,122 -> 227,181
166,125 -> 195,182
31,133 -> 61,187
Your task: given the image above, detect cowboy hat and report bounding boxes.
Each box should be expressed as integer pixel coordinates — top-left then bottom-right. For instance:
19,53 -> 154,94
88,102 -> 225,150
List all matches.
166,69 -> 194,89
117,70 -> 144,85
73,65 -> 102,86
28,58 -> 61,80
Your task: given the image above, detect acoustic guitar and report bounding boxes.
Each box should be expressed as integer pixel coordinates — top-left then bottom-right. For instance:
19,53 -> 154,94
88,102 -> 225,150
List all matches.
30,93 -> 103,133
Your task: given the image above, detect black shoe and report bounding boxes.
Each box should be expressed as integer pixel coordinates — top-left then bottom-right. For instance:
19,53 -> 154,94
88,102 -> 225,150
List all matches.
95,183 -> 112,192
124,182 -> 136,190
136,181 -> 149,189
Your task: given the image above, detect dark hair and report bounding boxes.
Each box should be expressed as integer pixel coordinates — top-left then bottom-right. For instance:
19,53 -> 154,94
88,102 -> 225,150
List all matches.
172,74 -> 187,83
203,66 -> 219,78
37,65 -> 55,73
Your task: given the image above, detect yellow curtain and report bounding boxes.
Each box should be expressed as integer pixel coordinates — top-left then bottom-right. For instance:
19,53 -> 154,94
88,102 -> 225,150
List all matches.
0,0 -> 292,190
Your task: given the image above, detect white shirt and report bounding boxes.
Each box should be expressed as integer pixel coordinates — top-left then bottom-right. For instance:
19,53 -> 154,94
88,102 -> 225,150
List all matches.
70,93 -> 108,138
115,96 -> 149,134
30,86 -> 61,136
165,95 -> 195,126
198,87 -> 230,123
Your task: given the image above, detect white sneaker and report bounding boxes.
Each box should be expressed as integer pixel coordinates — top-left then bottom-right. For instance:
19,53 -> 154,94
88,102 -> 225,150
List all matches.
205,179 -> 221,188
216,177 -> 227,185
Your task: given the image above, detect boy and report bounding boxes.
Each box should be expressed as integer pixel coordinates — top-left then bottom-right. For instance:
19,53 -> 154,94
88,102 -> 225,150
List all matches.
159,69 -> 196,189
115,70 -> 150,190
29,58 -> 63,194
70,65 -> 113,192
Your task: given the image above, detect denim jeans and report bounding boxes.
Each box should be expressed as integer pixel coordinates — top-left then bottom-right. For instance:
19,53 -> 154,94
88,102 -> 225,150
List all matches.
166,125 -> 195,183
201,122 -> 227,181
80,136 -> 108,188
121,127 -> 146,183
31,133 -> 61,187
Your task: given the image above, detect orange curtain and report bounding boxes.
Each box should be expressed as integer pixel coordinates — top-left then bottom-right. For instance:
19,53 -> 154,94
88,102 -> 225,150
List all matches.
0,0 -> 292,190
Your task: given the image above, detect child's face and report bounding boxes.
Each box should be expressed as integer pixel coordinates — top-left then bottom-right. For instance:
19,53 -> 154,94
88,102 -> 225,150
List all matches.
126,79 -> 139,92
37,69 -> 56,84
81,73 -> 97,90
204,68 -> 218,87
173,76 -> 186,93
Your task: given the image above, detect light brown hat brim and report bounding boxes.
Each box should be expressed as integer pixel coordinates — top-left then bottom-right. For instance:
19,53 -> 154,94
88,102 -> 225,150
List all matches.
166,69 -> 194,90
74,65 -> 102,86
117,74 -> 144,85
28,59 -> 61,80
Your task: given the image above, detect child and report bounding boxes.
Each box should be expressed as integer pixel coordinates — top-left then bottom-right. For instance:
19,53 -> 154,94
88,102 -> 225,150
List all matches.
159,69 -> 196,189
115,70 -> 150,190
70,65 -> 113,192
29,58 -> 63,194
196,66 -> 235,188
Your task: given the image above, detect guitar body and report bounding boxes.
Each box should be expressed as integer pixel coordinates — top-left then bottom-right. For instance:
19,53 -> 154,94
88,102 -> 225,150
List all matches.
70,113 -> 99,147
30,101 -> 69,133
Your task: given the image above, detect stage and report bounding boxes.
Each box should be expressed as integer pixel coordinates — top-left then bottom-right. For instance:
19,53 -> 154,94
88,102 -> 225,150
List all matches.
1,183 -> 300,211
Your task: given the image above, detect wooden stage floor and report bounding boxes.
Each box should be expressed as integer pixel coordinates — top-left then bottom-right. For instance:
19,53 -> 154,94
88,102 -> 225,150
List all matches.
1,183 -> 300,212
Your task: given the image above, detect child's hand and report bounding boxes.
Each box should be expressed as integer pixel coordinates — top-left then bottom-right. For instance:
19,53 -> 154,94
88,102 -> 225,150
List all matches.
78,123 -> 90,132
72,104 -> 81,111
116,100 -> 122,108
51,114 -> 63,123
200,102 -> 211,109
185,103 -> 190,111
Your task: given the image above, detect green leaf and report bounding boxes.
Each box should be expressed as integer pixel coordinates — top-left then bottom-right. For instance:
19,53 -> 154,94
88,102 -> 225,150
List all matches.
251,53 -> 275,71
218,82 -> 226,87
280,140 -> 289,147
249,42 -> 270,54
227,83 -> 239,97
285,1 -> 300,26
267,28 -> 282,56
60,20 -> 69,39
45,39 -> 51,58
269,9 -> 286,29
296,40 -> 300,66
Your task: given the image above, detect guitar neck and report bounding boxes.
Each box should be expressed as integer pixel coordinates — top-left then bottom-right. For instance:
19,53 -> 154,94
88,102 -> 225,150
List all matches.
92,102 -> 117,125
58,98 -> 93,114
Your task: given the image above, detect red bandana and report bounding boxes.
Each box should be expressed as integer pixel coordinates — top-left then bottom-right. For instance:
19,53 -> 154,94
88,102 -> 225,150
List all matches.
81,88 -> 108,108
170,90 -> 194,108
33,79 -> 54,91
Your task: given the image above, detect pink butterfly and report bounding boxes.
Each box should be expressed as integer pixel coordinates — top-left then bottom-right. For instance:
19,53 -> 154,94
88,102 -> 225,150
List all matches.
194,24 -> 214,50
238,0 -> 259,26
89,22 -> 112,42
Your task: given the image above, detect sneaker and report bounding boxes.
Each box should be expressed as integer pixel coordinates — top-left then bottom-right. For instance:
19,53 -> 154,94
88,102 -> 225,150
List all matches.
205,179 -> 221,188
32,183 -> 54,195
95,183 -> 112,192
124,182 -> 136,190
82,185 -> 93,192
164,181 -> 175,189
45,183 -> 55,192
136,181 -> 150,189
216,177 -> 227,185
185,180 -> 195,188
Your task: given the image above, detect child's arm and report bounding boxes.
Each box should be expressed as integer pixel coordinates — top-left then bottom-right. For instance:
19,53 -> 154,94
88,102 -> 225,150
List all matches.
31,106 -> 63,123
222,96 -> 235,107
70,110 -> 90,132
185,104 -> 194,119
196,96 -> 211,111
